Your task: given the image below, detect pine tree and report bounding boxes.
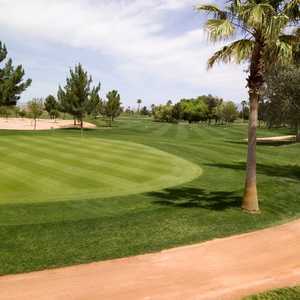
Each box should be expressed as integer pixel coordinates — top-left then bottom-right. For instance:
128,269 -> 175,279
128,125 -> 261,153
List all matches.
0,42 -> 31,106
103,90 -> 121,126
57,64 -> 101,128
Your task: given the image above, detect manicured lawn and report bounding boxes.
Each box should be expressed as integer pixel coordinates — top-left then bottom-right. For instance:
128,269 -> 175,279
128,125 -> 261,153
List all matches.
244,286 -> 300,299
0,117 -> 299,275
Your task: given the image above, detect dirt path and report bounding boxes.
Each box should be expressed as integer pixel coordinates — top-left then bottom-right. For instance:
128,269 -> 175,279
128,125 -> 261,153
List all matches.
1,219 -> 300,300
0,118 -> 96,130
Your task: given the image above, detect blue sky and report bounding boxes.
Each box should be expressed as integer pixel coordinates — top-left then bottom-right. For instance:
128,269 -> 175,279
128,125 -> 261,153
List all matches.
0,0 -> 248,108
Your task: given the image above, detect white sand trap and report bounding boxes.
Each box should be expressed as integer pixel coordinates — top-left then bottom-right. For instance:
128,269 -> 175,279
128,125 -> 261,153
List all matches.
256,135 -> 296,142
244,135 -> 296,143
0,118 -> 96,130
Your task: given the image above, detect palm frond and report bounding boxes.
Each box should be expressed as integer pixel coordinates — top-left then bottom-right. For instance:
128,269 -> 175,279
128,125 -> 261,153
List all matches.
265,14 -> 289,41
208,39 -> 254,68
239,3 -> 275,28
283,0 -> 300,20
196,4 -> 227,19
206,19 -> 236,41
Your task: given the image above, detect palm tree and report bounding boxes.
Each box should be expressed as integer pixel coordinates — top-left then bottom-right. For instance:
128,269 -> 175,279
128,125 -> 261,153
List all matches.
137,99 -> 142,113
241,100 -> 248,122
198,0 -> 299,213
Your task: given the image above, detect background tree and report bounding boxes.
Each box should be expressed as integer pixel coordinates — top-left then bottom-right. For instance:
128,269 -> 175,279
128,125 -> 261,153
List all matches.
103,90 -> 121,126
241,100 -> 248,122
18,108 -> 27,119
44,95 -> 59,120
57,64 -> 101,128
27,98 -> 44,130
86,86 -> 101,118
265,65 -> 300,141
0,42 -> 31,107
140,106 -> 150,116
137,99 -> 142,113
222,101 -> 239,123
202,94 -> 223,124
198,0 -> 299,212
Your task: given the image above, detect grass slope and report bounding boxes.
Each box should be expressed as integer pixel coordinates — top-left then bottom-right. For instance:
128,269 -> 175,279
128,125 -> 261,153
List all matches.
244,286 -> 300,299
0,117 -> 299,275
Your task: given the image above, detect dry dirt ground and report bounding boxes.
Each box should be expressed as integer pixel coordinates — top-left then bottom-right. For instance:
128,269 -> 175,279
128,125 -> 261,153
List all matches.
0,118 -> 96,130
1,219 -> 300,300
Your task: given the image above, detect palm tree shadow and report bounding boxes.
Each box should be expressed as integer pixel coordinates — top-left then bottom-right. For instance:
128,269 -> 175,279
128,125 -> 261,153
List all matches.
205,162 -> 300,181
148,187 -> 241,210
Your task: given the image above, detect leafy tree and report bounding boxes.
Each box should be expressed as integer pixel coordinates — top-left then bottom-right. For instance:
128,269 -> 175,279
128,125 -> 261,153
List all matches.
222,101 -> 239,123
0,42 -> 31,106
198,0 -> 300,212
0,106 -> 12,119
180,98 -> 209,123
202,94 -> 223,124
57,64 -> 101,128
44,95 -> 59,119
153,104 -> 176,123
265,65 -> 300,141
18,109 -> 27,119
27,98 -> 44,130
103,90 -> 121,126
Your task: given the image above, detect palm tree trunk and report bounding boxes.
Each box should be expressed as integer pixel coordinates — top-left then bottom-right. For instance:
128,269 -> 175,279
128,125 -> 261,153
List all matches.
242,92 -> 259,212
242,38 -> 264,213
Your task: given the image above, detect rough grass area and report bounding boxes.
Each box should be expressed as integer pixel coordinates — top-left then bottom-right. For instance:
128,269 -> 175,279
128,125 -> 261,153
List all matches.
244,286 -> 300,299
0,117 -> 299,275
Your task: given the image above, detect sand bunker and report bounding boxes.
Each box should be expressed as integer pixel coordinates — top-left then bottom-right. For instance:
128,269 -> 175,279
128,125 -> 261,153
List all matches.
0,118 -> 96,130
256,135 -> 296,142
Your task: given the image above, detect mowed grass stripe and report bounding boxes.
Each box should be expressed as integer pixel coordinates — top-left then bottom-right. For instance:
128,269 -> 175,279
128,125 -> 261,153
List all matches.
16,135 -> 169,162
0,135 -> 201,203
3,138 -> 175,178
2,142 -> 152,186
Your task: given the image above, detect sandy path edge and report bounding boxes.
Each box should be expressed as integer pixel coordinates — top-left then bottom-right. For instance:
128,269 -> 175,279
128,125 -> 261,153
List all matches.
1,219 -> 300,300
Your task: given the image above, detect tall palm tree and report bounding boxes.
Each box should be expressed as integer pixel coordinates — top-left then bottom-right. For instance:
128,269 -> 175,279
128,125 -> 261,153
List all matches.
198,0 -> 299,213
137,99 -> 142,113
241,100 -> 248,122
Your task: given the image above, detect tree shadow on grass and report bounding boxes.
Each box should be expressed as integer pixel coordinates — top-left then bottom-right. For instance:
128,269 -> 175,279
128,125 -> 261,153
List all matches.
227,140 -> 296,147
148,187 -> 241,211
205,162 -> 300,181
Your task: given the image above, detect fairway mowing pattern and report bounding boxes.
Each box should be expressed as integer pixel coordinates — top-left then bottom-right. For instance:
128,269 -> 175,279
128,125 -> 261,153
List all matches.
0,135 -> 202,204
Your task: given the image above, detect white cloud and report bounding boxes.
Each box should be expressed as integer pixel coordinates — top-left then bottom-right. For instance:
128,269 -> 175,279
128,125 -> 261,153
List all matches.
0,0 -> 248,103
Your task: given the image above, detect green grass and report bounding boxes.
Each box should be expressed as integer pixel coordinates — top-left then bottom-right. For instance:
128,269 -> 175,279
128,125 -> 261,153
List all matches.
0,117 -> 299,275
0,136 -> 200,203
244,286 -> 300,299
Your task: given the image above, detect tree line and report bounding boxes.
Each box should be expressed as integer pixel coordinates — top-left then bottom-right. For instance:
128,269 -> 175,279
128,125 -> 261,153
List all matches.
0,46 -> 122,127
152,96 -> 239,125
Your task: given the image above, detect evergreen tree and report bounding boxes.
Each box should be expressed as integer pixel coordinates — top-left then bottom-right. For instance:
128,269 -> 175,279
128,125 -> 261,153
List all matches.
0,42 -> 31,106
103,90 -> 121,126
57,64 -> 101,128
